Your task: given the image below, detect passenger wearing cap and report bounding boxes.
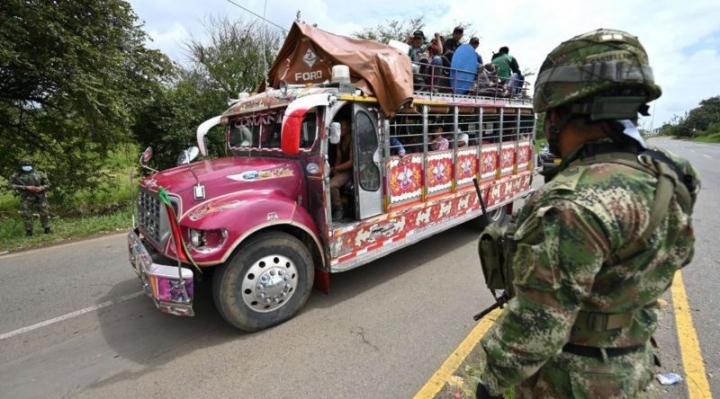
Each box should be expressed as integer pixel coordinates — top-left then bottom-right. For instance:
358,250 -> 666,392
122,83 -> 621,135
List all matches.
407,30 -> 431,63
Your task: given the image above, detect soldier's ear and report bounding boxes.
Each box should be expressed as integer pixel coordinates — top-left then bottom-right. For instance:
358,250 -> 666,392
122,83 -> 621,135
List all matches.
548,109 -> 560,125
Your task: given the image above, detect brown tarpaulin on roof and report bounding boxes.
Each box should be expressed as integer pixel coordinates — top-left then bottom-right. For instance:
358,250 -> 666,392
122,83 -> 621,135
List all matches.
259,22 -> 414,117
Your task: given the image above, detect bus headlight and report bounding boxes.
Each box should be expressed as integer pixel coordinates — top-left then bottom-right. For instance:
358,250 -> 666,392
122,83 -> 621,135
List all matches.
188,228 -> 227,251
189,228 -> 204,247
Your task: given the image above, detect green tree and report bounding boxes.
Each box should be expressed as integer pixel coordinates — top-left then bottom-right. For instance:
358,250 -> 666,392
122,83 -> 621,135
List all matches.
0,0 -> 172,199
183,15 -> 283,98
678,96 -> 720,136
132,15 -> 284,169
352,16 -> 476,45
352,17 -> 427,43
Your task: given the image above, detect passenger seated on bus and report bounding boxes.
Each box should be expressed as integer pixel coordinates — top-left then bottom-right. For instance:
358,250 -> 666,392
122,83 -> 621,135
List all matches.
431,125 -> 449,151
330,119 -> 353,221
442,26 -> 464,62
408,31 -> 444,87
469,37 -> 483,65
390,136 -> 406,157
457,132 -> 469,147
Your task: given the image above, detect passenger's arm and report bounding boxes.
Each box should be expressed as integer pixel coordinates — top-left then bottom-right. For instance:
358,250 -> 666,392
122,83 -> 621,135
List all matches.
510,57 -> 521,74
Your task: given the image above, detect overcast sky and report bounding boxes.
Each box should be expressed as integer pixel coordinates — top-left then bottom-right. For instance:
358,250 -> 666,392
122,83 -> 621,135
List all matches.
127,0 -> 720,129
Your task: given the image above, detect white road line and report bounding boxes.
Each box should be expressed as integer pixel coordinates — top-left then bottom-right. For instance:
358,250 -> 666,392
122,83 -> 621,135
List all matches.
0,291 -> 144,341
703,154 -> 712,158
690,150 -> 696,153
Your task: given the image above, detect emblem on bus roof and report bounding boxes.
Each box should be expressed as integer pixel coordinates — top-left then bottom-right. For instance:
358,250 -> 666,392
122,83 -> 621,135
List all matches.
303,49 -> 317,68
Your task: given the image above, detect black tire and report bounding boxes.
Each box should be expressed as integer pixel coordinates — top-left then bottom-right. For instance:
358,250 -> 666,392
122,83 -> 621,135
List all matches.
212,231 -> 315,332
473,204 -> 508,231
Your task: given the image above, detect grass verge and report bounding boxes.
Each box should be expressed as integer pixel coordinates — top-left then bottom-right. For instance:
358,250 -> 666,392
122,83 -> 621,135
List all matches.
691,133 -> 720,143
0,208 -> 132,253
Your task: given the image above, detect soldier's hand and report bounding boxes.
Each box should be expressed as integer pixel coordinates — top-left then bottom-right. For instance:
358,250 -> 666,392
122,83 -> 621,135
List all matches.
26,186 -> 39,192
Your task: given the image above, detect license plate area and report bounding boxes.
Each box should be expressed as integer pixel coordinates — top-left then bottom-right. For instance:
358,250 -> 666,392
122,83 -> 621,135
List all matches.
127,230 -> 195,317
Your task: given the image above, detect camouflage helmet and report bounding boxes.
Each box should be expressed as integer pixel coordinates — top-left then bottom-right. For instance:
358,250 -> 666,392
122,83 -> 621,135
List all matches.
19,158 -> 34,166
533,29 -> 662,120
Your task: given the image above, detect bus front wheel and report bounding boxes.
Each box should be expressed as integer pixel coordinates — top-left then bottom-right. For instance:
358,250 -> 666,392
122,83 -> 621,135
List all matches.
212,231 -> 315,332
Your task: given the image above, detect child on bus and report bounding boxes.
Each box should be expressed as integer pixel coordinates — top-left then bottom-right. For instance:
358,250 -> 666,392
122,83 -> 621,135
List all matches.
431,125 -> 449,151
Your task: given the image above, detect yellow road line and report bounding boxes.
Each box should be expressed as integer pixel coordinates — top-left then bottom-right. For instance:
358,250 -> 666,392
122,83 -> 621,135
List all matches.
415,270 -> 711,399
412,309 -> 502,399
671,270 -> 713,399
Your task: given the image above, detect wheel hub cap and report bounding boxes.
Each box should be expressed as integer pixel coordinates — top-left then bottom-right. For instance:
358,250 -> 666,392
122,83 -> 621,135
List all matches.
241,254 -> 298,313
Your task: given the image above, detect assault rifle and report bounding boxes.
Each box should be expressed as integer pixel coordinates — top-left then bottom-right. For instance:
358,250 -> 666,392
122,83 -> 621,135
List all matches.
472,177 -> 512,322
10,184 -> 47,200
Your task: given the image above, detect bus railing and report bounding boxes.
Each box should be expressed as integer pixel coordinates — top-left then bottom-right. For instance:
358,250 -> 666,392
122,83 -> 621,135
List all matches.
410,58 -> 531,103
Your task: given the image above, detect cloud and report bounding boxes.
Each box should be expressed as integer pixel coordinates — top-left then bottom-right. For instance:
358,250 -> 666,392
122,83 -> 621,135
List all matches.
127,0 -> 720,126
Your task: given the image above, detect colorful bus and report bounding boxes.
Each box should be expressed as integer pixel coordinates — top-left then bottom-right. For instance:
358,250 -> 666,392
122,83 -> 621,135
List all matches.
126,22 -> 537,331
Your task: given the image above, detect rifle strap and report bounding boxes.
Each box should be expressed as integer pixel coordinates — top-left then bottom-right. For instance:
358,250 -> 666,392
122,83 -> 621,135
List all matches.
563,143 -> 691,267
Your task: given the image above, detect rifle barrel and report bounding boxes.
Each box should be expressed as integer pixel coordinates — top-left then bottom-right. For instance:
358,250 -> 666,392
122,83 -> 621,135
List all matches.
473,294 -> 510,321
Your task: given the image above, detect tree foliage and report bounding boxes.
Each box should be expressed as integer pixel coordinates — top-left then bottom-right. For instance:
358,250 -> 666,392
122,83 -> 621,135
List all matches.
659,96 -> 720,137
182,15 -> 283,98
352,17 -> 427,43
352,15 -> 476,45
132,16 -> 284,170
0,0 -> 172,198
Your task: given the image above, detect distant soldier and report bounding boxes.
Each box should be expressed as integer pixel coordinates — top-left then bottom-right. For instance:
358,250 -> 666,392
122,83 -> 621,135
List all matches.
475,29 -> 700,399
10,158 -> 52,236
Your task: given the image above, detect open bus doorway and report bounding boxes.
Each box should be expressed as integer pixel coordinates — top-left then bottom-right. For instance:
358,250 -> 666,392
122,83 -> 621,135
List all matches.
328,103 -> 383,225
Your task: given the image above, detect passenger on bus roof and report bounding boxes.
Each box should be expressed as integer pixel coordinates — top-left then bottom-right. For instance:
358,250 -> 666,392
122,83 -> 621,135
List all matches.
407,30 -> 431,63
443,26 -> 464,61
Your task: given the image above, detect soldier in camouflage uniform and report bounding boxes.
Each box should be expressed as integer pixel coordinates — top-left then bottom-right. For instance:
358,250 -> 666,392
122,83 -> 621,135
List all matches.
10,158 -> 52,236
475,29 -> 701,398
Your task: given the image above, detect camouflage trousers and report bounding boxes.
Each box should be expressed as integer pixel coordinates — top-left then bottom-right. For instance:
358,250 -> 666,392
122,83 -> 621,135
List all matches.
19,196 -> 51,231
513,343 -> 658,399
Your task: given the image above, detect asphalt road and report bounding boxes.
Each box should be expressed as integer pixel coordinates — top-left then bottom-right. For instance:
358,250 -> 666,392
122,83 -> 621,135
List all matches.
650,137 -> 720,397
0,136 -> 717,399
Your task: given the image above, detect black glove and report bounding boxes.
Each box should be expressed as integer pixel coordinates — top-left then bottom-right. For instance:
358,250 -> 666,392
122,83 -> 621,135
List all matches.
476,382 -> 503,399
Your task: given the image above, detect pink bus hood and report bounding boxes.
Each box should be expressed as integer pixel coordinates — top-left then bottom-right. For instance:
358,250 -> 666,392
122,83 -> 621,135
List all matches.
141,157 -> 302,199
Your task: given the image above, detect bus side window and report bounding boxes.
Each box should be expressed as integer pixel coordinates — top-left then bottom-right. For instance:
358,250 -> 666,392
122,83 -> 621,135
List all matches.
503,110 -> 520,142
300,111 -> 318,149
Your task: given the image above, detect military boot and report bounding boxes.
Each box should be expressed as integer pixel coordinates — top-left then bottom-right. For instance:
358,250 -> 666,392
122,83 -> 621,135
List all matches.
26,229 -> 33,237
44,227 -> 52,234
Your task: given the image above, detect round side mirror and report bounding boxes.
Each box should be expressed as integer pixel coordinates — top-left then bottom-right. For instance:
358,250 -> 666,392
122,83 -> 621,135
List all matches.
140,147 -> 153,165
177,146 -> 200,165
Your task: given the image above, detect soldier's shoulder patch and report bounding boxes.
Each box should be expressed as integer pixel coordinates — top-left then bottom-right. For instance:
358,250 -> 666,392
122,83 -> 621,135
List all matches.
547,165 -> 588,193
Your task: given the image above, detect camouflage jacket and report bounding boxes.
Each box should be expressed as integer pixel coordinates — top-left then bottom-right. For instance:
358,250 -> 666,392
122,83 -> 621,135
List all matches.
479,141 -> 700,395
10,170 -> 51,199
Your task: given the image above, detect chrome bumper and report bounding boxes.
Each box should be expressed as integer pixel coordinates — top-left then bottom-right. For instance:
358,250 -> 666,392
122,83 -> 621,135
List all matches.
127,229 -> 195,317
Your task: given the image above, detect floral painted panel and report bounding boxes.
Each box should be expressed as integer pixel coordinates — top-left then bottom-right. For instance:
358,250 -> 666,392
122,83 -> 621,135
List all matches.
515,140 -> 532,173
426,150 -> 453,196
387,154 -> 423,205
499,142 -> 516,177
456,147 -> 479,188
480,144 -> 499,184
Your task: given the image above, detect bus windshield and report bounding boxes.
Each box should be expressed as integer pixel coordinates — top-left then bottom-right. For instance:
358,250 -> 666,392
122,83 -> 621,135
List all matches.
227,108 -> 318,151
228,110 -> 282,150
